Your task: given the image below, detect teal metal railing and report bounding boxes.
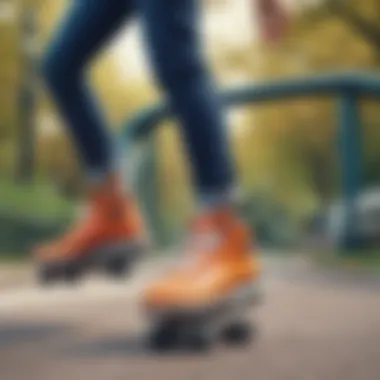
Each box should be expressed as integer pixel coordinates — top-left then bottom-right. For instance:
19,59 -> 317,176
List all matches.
121,72 -> 380,249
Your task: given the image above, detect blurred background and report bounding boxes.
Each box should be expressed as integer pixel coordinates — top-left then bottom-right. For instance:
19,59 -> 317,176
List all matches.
1,0 -> 380,269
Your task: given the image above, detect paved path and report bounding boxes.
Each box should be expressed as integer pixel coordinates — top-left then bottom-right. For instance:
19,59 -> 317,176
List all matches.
0,255 -> 380,380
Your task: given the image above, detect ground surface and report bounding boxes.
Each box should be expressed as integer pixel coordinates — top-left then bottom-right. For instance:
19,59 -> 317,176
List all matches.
0,254 -> 380,380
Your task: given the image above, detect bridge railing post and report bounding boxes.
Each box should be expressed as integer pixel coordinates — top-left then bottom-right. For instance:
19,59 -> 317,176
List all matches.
121,113 -> 170,248
338,91 -> 363,250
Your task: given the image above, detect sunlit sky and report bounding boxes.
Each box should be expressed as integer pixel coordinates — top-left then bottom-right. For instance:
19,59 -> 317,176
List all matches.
109,0 -> 319,81
110,0 -> 262,80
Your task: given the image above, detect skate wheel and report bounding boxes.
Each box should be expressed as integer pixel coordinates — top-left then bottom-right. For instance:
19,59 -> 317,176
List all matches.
38,265 -> 58,286
105,257 -> 129,279
184,327 -> 213,352
220,321 -> 254,346
63,263 -> 82,284
148,318 -> 182,352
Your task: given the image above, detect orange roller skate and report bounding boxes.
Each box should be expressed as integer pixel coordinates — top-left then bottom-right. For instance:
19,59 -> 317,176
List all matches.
34,175 -> 149,285
143,207 -> 262,351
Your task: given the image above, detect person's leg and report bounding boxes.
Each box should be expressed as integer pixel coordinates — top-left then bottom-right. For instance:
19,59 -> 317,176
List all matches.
139,0 -> 260,312
35,0 -> 147,282
138,0 -> 235,207
42,0 -> 133,178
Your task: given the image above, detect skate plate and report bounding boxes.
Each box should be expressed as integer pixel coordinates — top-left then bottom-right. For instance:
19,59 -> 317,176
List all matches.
146,282 -> 262,352
37,240 -> 148,285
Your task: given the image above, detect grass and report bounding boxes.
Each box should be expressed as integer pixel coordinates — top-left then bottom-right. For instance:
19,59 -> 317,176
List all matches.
0,252 -> 30,264
313,249 -> 380,275
0,181 -> 75,219
0,181 -> 76,263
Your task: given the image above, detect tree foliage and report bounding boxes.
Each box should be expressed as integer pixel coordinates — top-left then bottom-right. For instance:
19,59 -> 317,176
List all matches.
2,0 -> 380,226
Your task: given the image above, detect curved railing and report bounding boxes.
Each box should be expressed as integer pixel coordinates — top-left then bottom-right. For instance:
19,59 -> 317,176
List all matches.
122,72 -> 380,248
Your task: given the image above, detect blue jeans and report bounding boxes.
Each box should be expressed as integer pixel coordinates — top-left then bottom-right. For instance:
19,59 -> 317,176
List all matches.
43,0 -> 235,195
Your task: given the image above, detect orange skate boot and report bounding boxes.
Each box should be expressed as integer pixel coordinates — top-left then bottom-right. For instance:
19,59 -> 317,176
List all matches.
34,175 -> 149,284
143,207 -> 261,351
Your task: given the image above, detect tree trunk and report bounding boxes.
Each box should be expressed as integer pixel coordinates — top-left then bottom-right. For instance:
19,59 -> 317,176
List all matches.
15,5 -> 37,183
